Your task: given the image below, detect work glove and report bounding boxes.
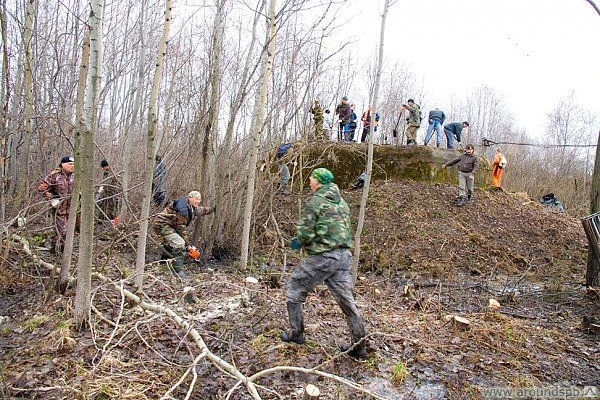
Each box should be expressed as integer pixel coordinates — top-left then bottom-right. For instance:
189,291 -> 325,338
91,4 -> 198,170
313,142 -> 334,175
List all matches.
50,198 -> 61,208
290,236 -> 301,250
97,186 -> 104,195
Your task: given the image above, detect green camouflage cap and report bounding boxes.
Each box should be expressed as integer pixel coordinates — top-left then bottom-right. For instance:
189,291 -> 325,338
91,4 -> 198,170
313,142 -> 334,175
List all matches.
310,168 -> 334,184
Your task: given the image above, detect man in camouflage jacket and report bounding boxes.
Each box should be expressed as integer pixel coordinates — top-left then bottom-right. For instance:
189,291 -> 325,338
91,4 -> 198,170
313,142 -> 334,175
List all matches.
153,190 -> 215,277
38,155 -> 75,252
400,98 -> 421,145
281,167 -> 367,359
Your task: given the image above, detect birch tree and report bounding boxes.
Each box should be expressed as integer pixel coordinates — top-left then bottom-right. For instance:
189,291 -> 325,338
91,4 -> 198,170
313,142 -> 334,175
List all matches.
74,0 -> 104,326
0,0 -> 9,220
240,0 -> 277,269
351,0 -> 392,281
59,30 -> 90,293
134,0 -> 172,290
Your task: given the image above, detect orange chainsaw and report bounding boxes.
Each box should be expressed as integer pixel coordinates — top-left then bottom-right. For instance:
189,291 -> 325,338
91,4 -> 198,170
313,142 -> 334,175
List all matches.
186,244 -> 206,271
186,245 -> 202,261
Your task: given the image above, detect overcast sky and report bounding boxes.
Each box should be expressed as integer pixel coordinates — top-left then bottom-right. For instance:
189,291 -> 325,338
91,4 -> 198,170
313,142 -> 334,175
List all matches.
338,0 -> 600,139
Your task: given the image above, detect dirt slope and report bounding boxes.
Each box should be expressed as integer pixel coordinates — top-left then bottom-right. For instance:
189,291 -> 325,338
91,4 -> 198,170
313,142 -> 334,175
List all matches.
0,180 -> 598,399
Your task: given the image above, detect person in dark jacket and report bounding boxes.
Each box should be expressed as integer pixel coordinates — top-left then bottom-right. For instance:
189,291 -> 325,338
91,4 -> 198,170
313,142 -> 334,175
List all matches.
153,191 -> 215,277
424,108 -> 446,147
152,155 -> 168,207
443,121 -> 469,149
95,159 -> 120,224
442,144 -> 479,206
38,155 -> 75,253
281,167 -> 367,359
335,96 -> 352,142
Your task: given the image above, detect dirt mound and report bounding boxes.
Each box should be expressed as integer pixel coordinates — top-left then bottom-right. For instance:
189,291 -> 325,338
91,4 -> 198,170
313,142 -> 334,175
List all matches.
1,179 -> 598,399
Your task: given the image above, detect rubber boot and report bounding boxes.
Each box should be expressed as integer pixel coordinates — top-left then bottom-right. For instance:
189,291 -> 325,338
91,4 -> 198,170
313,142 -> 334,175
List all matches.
171,248 -> 186,278
280,302 -> 305,344
341,316 -> 368,359
456,196 -> 466,207
467,189 -> 473,202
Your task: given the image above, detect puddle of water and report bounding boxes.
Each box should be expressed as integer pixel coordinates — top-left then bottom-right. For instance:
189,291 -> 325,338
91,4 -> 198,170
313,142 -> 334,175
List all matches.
365,378 -> 447,400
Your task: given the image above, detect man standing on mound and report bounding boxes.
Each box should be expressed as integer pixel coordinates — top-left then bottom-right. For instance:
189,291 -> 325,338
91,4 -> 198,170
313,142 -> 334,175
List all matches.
442,144 -> 479,207
281,167 -> 368,359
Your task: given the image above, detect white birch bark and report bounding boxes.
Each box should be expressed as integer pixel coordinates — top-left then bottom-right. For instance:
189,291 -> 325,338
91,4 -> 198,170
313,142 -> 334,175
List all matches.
74,0 -> 104,326
352,0 -> 392,282
60,29 -> 90,292
0,0 -> 9,220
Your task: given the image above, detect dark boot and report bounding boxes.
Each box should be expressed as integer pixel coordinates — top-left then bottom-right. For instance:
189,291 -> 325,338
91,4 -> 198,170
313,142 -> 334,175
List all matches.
172,248 -> 186,278
161,245 -> 174,260
467,189 -> 473,201
280,302 -> 305,344
456,196 -> 466,207
341,316 -> 367,359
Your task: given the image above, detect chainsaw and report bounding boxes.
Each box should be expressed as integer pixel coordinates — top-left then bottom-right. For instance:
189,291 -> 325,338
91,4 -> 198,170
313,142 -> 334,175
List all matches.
186,244 -> 206,271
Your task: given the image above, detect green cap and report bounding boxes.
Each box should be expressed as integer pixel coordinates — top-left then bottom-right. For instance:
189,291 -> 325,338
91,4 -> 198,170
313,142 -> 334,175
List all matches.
310,168 -> 334,184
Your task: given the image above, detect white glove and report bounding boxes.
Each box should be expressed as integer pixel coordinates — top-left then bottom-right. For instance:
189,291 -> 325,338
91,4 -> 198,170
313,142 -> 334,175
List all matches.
97,186 -> 104,195
50,198 -> 61,208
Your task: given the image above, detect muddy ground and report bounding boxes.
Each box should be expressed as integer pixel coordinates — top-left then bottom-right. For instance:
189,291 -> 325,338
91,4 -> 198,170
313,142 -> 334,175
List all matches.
0,180 -> 599,399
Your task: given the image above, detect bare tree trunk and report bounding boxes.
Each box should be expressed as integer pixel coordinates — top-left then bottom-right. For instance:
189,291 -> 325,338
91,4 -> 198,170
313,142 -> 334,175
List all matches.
587,130 -> 600,287
119,0 -> 147,225
194,0 -> 224,251
74,0 -> 104,327
0,0 -> 9,220
134,0 -> 172,290
60,30 -> 90,292
585,0 -> 600,16
352,0 -> 391,282
15,0 -> 35,209
216,2 -> 263,242
240,0 -> 277,269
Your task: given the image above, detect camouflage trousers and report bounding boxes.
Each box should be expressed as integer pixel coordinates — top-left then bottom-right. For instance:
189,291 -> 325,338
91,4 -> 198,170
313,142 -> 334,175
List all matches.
405,124 -> 419,143
286,248 -> 365,336
55,212 -> 68,243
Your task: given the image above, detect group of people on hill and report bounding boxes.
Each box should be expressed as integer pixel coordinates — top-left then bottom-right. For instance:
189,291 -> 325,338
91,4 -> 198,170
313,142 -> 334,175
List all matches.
312,96 -> 471,150
312,97 -> 381,143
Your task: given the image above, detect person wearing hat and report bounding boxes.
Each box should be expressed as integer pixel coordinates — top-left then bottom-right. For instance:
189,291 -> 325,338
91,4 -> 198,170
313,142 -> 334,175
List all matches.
95,159 -> 120,224
38,155 -> 76,253
400,99 -> 421,146
335,96 -> 352,142
153,190 -> 215,277
281,167 -> 368,359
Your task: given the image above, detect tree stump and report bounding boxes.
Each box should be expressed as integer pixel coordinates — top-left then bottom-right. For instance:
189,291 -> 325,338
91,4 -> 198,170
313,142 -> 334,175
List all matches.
303,384 -> 320,399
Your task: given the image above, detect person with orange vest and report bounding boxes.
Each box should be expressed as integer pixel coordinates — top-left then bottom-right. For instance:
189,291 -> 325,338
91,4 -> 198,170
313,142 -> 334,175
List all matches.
491,147 -> 506,189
